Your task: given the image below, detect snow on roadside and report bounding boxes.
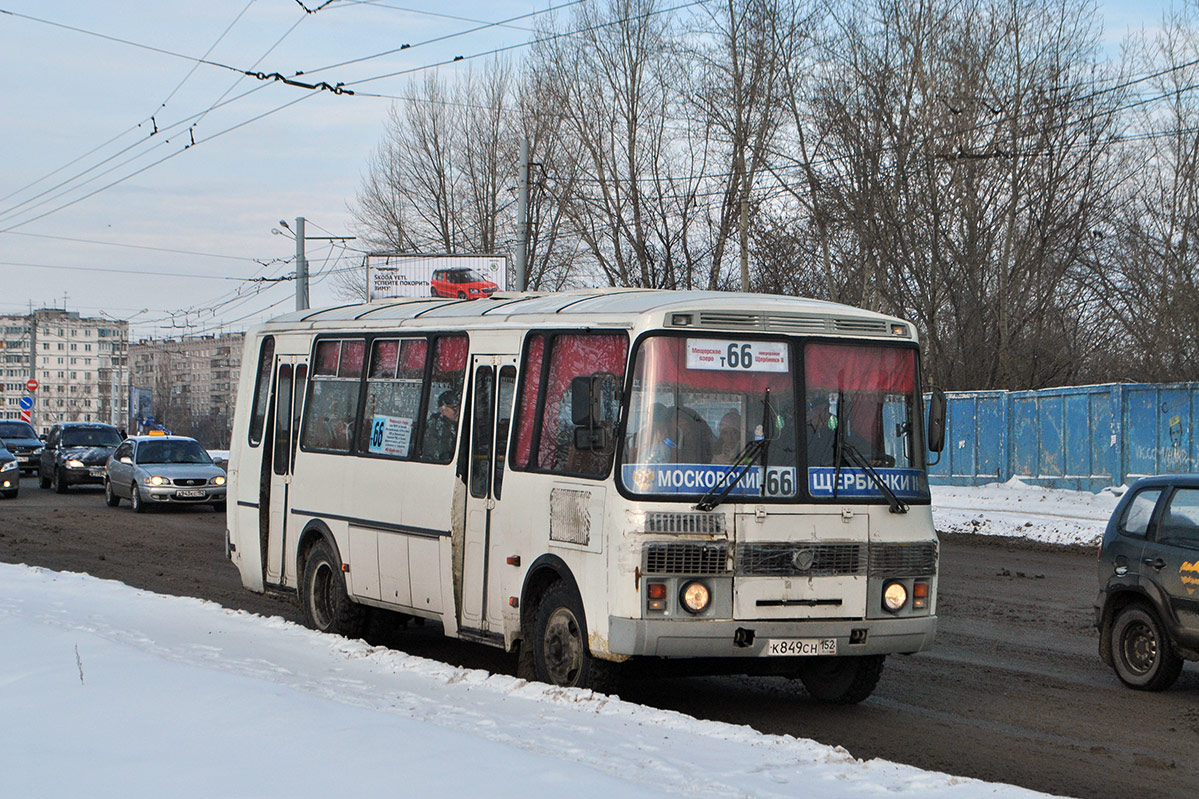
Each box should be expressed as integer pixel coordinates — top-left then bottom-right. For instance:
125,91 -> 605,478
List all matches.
0,563 -> 1052,799
932,477 -> 1120,547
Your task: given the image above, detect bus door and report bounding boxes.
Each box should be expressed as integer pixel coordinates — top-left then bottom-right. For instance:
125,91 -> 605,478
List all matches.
460,355 -> 518,633
264,355 -> 307,588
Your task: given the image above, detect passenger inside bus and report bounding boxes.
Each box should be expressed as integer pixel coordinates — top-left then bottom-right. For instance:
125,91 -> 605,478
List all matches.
423,389 -> 460,461
712,409 -> 743,464
806,394 -> 876,466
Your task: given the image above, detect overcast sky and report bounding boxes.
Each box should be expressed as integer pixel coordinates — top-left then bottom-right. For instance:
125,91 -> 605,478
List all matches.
0,0 -> 1169,339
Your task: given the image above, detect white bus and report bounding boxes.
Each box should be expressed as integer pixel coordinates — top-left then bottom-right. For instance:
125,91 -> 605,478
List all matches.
226,289 -> 946,702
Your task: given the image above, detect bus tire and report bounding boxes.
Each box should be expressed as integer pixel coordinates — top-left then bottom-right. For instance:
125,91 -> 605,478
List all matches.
531,582 -> 615,692
301,538 -> 367,638
798,655 -> 885,704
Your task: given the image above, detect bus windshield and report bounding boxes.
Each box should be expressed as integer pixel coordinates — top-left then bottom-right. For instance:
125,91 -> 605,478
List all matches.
618,335 -> 928,503
620,336 -> 799,500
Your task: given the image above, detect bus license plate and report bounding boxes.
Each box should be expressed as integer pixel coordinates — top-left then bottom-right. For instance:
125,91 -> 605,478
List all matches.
765,638 -> 837,656
176,489 -> 206,498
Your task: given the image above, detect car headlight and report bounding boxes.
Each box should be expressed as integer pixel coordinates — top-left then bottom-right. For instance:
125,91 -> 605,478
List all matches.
66,459 -> 85,469
0,460 -> 17,472
33,447 -> 44,456
145,475 -> 169,486
680,581 -> 711,614
882,581 -> 908,613
211,475 -> 226,486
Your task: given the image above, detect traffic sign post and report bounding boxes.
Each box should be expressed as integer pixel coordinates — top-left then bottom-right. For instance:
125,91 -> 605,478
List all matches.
25,378 -> 38,392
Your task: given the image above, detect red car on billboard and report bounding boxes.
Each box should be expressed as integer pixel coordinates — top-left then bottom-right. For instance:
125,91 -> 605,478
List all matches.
431,267 -> 499,299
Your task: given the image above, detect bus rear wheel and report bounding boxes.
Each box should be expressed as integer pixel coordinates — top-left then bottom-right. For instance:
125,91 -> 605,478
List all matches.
301,538 -> 367,638
531,582 -> 615,692
797,655 -> 885,704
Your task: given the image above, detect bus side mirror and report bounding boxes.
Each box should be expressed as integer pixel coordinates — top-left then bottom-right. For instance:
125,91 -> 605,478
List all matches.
571,374 -> 611,451
570,375 -> 597,426
927,389 -> 946,454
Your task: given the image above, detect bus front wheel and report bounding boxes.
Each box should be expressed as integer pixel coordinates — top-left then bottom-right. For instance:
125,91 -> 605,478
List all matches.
301,538 -> 367,638
531,582 -> 615,692
797,655 -> 885,704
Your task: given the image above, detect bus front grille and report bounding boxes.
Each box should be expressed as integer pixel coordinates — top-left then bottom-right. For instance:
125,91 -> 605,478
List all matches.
644,542 -> 731,575
644,511 -> 726,535
868,542 -> 938,576
736,543 -> 864,577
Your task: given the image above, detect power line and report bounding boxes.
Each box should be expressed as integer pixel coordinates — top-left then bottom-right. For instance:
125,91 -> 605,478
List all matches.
1,231 -> 266,263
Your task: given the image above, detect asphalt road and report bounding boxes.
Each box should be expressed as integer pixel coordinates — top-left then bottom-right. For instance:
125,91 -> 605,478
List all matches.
2,475 -> 1196,799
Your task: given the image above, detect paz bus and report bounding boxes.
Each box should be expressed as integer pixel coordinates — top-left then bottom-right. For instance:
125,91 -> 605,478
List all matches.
226,289 -> 946,703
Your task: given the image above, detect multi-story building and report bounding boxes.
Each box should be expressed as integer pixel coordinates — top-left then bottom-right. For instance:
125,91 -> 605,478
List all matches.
0,309 -> 129,433
130,332 -> 244,447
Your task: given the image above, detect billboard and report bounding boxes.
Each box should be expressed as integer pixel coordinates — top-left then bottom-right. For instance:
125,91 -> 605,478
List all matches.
365,253 -> 508,302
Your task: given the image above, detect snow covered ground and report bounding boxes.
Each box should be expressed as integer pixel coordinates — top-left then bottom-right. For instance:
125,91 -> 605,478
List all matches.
0,481 -> 1109,798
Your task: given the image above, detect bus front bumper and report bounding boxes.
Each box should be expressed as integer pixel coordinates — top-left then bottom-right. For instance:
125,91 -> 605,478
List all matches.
607,614 -> 936,658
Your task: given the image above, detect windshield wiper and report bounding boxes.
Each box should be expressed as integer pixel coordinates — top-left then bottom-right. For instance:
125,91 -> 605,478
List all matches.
830,392 -> 906,513
695,390 -> 772,513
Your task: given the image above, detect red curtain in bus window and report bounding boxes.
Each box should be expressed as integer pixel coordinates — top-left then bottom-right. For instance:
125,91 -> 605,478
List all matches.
370,340 -> 399,378
804,343 -> 915,392
314,340 -> 340,376
537,333 -> 628,470
513,335 -> 545,468
339,339 -> 365,378
638,337 -> 788,393
398,339 -> 427,378
437,334 -> 469,371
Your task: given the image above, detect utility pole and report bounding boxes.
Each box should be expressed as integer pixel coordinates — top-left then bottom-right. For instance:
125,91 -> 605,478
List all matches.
295,216 -> 309,311
516,138 -> 529,292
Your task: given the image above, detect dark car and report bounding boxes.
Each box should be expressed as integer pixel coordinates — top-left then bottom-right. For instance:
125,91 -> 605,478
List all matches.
38,422 -> 124,493
430,267 -> 498,299
1095,474 -> 1199,690
0,420 -> 44,475
0,445 -> 18,499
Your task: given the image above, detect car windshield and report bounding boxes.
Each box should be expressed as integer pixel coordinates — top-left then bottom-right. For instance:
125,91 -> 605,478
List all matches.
61,428 -> 123,448
449,269 -> 486,283
136,440 -> 212,465
0,421 -> 37,439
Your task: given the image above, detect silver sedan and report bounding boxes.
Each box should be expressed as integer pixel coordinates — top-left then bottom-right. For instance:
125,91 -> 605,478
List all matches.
105,436 -> 227,513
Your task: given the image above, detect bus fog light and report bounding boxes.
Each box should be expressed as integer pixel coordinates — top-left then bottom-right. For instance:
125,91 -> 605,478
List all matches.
882,581 -> 907,612
680,581 -> 710,614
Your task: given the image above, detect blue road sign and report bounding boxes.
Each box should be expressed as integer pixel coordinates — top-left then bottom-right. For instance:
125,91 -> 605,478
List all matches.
18,395 -> 34,411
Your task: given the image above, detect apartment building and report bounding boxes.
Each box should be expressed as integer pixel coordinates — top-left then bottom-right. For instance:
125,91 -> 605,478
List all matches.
0,309 -> 129,433
130,332 -> 244,446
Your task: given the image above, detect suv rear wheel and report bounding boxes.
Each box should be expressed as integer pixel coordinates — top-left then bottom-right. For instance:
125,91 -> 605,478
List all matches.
1112,604 -> 1183,691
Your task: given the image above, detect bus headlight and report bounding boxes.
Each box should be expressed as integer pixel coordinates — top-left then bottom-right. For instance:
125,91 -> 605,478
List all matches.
680,581 -> 711,614
882,581 -> 908,613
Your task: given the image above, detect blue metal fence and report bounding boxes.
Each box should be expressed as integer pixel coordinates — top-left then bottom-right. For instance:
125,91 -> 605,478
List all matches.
928,383 -> 1199,492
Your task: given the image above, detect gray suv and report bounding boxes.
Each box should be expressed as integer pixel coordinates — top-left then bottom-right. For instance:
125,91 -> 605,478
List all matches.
1096,475 -> 1199,690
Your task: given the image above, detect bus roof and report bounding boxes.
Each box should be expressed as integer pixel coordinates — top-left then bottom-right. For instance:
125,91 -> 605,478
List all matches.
256,289 -> 917,342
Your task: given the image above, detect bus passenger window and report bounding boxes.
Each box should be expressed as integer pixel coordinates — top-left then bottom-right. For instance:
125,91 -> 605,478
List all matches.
519,332 -> 628,478
301,338 -> 365,454
359,338 -> 427,459
418,335 -> 468,464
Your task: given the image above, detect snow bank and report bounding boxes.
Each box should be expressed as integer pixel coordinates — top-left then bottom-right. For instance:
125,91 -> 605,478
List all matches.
0,564 -> 1053,798
931,478 -> 1119,547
